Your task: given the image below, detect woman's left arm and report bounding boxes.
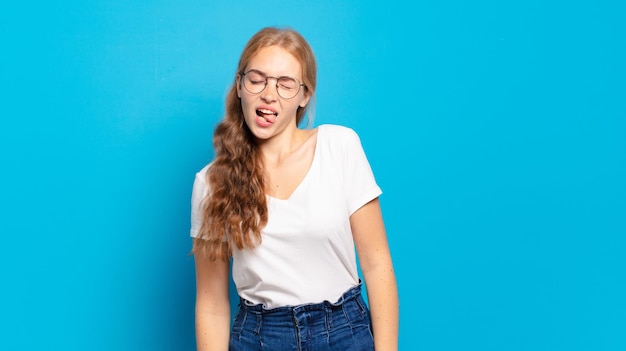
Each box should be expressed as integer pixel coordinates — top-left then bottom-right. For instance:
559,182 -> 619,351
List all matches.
351,197 -> 399,351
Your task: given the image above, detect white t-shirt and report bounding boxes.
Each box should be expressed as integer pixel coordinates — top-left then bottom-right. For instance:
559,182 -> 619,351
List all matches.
190,124 -> 382,308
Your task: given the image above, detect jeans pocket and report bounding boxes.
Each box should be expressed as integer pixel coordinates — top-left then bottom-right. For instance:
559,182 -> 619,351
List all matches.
343,295 -> 371,328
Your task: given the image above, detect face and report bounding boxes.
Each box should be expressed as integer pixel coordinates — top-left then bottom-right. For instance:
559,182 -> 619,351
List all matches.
237,45 -> 311,140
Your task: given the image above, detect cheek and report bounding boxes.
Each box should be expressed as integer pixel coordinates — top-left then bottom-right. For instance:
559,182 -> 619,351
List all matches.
240,97 -> 252,114
240,96 -> 260,121
283,102 -> 301,115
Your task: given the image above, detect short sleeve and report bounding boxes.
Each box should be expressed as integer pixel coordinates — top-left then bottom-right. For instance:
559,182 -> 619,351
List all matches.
342,128 -> 382,215
190,165 -> 210,238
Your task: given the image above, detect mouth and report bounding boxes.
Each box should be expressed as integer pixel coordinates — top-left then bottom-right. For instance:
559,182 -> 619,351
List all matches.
256,108 -> 278,125
256,108 -> 278,118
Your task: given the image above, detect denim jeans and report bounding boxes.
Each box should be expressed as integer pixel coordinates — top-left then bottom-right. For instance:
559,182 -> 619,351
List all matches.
229,283 -> 374,351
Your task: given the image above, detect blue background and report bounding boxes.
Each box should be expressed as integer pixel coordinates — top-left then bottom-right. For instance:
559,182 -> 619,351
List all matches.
1,1 -> 624,350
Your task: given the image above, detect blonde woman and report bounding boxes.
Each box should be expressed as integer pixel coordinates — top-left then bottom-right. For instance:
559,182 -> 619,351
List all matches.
190,26 -> 398,351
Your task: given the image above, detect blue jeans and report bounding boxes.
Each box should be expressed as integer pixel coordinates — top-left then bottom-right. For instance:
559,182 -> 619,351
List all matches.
229,283 -> 374,351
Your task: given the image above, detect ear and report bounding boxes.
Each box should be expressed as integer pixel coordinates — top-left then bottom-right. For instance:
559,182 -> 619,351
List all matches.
236,74 -> 242,98
299,91 -> 311,108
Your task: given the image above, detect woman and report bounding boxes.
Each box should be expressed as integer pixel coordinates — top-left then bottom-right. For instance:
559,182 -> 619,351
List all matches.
190,26 -> 398,350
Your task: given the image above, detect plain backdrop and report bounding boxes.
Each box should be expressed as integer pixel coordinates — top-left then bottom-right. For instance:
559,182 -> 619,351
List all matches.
1,1 -> 624,350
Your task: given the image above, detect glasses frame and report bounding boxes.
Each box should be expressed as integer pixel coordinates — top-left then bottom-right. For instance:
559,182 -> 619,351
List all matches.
240,69 -> 306,99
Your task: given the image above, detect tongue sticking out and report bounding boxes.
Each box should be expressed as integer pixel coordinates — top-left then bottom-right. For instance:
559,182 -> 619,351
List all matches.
256,109 -> 277,124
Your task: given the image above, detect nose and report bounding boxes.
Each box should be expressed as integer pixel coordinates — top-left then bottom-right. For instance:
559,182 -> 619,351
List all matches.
261,78 -> 279,102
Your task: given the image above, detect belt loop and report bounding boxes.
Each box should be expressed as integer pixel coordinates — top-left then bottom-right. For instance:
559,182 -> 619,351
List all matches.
325,303 -> 333,332
254,313 -> 262,335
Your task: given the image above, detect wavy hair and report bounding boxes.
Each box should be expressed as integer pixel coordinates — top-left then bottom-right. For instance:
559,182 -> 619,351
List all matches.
193,27 -> 317,260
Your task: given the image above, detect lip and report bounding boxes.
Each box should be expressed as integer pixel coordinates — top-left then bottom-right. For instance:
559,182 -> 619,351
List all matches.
257,105 -> 278,115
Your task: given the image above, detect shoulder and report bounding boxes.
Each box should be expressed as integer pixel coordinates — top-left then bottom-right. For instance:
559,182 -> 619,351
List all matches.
317,124 -> 362,148
195,163 -> 211,181
193,163 -> 213,192
318,124 -> 359,138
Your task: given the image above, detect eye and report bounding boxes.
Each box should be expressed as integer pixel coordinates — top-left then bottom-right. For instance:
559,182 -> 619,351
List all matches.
277,77 -> 298,90
246,70 -> 266,85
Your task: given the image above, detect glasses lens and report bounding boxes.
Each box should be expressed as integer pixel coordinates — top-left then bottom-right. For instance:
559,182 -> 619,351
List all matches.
242,70 -> 302,99
244,70 -> 266,94
277,77 -> 299,99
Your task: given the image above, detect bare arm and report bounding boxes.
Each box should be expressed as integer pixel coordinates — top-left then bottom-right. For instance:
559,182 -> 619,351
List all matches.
193,241 -> 231,351
351,198 -> 399,351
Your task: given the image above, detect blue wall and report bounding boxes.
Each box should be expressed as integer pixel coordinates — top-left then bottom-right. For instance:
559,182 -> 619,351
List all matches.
1,1 -> 624,350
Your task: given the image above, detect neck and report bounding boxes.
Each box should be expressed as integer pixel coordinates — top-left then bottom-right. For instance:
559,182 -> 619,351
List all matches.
258,128 -> 305,166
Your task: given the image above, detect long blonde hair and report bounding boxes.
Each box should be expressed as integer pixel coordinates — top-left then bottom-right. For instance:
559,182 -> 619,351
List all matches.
193,27 -> 317,260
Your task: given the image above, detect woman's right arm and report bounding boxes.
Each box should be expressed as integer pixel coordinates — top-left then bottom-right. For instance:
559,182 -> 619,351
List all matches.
194,242 -> 231,351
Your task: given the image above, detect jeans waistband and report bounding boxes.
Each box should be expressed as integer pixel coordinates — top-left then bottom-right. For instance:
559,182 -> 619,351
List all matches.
240,282 -> 363,315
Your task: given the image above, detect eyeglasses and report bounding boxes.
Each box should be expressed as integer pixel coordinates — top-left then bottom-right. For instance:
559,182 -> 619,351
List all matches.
240,69 -> 306,99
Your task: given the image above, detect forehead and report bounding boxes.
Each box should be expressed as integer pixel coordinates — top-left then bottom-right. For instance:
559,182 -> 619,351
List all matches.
246,45 -> 302,78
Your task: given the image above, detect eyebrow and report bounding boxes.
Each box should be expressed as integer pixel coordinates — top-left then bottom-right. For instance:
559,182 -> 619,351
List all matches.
246,68 -> 300,80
